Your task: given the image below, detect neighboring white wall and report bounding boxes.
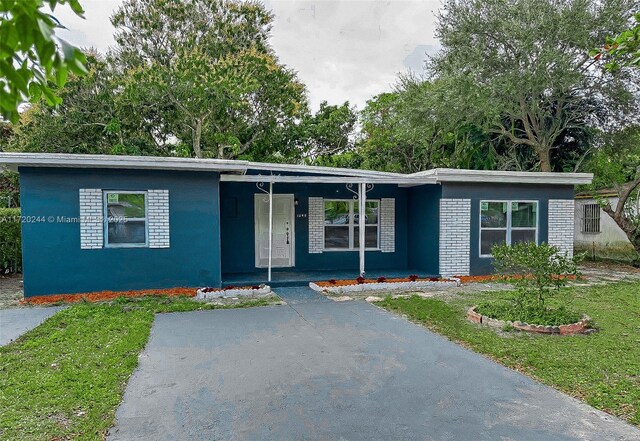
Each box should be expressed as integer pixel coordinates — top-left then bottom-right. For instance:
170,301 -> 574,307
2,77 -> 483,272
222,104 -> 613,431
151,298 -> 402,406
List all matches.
574,197 -> 635,259
308,197 -> 324,254
548,199 -> 575,258
439,198 -> 471,276
148,189 -> 170,248
380,198 -> 395,253
79,189 -> 103,249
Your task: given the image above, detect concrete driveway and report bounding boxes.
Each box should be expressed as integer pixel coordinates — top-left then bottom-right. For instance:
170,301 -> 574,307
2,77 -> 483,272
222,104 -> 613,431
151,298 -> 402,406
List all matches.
108,287 -> 640,441
0,306 -> 64,346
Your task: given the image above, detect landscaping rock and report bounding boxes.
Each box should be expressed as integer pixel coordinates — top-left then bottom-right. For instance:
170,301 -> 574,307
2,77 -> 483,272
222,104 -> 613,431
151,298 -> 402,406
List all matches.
332,296 -> 353,302
365,296 -> 383,303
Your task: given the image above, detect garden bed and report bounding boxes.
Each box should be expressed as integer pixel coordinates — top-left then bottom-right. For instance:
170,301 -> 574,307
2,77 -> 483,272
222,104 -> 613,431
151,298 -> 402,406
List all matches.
21,287 -> 197,305
310,276 -> 460,294
196,284 -> 271,299
467,305 -> 591,335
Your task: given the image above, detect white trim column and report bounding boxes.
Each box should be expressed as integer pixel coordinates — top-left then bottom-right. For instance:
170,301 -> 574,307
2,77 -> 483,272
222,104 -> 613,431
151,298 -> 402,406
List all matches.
268,182 -> 273,282
359,183 -> 366,276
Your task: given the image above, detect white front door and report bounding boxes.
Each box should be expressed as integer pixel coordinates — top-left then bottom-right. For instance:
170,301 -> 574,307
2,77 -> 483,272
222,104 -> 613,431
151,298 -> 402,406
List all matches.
254,194 -> 295,268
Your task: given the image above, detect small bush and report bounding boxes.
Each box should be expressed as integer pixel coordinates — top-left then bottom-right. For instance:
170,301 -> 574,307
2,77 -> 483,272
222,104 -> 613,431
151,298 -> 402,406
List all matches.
476,301 -> 581,326
376,276 -> 386,283
0,207 -> 21,273
492,242 -> 581,308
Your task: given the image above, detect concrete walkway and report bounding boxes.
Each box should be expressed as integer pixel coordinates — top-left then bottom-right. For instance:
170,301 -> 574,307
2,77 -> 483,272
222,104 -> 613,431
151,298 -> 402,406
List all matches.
0,306 -> 64,345
108,286 -> 640,441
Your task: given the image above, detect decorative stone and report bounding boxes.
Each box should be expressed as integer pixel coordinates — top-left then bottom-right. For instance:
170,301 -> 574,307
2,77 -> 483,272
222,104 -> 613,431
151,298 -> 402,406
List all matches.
196,285 -> 271,300
468,306 -> 591,335
332,296 -> 353,302
365,296 -> 384,303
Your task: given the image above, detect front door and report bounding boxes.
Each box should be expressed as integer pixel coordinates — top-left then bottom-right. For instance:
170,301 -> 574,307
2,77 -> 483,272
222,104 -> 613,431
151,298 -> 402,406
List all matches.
254,194 -> 294,268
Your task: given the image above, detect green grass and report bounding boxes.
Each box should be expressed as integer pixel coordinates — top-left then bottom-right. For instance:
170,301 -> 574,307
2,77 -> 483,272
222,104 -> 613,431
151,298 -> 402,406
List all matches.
378,282 -> 640,426
475,301 -> 581,326
0,295 -> 278,440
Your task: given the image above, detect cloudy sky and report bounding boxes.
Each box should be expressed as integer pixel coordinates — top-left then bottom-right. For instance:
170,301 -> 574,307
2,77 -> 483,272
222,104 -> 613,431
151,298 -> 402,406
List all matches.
53,0 -> 441,111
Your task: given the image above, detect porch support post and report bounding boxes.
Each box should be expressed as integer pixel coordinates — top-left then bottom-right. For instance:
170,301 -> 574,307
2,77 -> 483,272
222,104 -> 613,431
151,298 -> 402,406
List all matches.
359,182 -> 366,277
268,181 -> 273,282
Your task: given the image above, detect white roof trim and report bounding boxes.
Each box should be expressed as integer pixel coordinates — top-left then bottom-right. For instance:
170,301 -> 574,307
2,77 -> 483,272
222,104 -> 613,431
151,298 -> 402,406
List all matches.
410,168 -> 593,185
0,152 -> 248,173
0,153 -> 593,185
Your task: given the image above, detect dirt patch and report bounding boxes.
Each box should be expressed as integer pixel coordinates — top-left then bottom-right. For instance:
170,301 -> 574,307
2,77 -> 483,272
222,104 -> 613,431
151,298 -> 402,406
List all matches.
0,274 -> 23,309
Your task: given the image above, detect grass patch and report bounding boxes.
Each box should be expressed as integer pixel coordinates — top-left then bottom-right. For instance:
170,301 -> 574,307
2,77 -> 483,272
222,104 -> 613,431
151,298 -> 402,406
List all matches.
0,294 -> 278,440
377,282 -> 640,426
475,301 -> 581,326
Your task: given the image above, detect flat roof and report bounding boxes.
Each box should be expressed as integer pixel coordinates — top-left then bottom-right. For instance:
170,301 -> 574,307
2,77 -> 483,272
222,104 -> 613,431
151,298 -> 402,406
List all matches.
0,152 -> 593,185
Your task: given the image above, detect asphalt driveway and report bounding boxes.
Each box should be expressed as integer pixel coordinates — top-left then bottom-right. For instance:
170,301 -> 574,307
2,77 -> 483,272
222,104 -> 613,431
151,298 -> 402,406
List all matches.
108,287 -> 640,441
0,306 -> 64,346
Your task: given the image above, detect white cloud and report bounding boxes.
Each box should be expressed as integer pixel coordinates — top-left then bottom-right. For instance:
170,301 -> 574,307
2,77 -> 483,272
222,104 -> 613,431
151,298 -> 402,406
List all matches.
50,0 -> 441,111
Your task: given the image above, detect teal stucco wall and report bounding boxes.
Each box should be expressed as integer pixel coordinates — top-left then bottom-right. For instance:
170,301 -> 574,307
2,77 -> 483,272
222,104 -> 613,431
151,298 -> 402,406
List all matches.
220,182 -> 424,275
19,167 -> 222,296
441,182 -> 575,275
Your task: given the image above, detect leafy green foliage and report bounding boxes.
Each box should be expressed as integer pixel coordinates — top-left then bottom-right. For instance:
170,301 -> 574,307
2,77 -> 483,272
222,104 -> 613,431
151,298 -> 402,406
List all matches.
0,294 -> 279,440
0,170 -> 19,208
491,242 -> 581,307
300,101 -> 358,164
592,12 -> 640,70
378,281 -> 640,425
426,0 -> 637,171
0,207 -> 21,272
111,0 -> 307,159
0,0 -> 87,122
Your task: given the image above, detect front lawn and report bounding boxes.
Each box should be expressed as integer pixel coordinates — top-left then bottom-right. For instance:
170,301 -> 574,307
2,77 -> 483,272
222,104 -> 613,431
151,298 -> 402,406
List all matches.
0,295 -> 278,440
378,281 -> 640,426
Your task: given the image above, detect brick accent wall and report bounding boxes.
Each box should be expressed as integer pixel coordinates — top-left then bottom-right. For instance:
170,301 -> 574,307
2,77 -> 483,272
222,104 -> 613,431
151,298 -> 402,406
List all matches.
148,189 -> 170,248
439,198 -> 471,276
380,198 -> 395,252
548,199 -> 575,257
79,189 -> 103,249
308,197 -> 324,253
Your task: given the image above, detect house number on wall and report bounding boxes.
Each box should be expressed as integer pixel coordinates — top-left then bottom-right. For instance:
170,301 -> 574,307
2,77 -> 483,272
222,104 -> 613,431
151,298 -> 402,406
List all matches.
296,213 -> 307,218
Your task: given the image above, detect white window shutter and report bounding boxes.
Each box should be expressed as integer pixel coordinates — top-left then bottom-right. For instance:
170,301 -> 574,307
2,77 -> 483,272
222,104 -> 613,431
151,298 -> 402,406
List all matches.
308,197 -> 324,253
79,189 -> 103,249
148,190 -> 170,248
380,198 -> 395,252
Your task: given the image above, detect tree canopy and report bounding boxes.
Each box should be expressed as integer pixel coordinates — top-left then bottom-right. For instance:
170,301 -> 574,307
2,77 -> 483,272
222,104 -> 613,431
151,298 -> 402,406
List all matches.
0,0 -> 87,122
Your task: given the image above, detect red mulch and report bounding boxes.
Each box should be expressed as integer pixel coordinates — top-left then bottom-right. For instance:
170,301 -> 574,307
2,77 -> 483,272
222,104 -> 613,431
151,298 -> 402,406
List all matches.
21,287 -> 197,305
315,277 -> 444,288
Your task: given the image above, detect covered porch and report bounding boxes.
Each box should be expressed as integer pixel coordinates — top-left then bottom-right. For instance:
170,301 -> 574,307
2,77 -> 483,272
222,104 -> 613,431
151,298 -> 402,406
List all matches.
219,170 -> 442,286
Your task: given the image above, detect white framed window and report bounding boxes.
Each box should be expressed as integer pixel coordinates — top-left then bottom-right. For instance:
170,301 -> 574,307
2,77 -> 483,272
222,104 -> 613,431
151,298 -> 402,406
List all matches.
104,191 -> 148,247
582,203 -> 601,233
480,200 -> 538,257
324,199 -> 379,251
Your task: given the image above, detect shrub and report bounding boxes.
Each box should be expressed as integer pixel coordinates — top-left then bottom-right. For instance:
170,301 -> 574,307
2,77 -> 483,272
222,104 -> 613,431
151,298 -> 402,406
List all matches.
476,301 -> 581,326
376,276 -> 386,283
407,274 -> 419,282
0,207 -> 21,273
491,242 -> 581,308
356,276 -> 365,284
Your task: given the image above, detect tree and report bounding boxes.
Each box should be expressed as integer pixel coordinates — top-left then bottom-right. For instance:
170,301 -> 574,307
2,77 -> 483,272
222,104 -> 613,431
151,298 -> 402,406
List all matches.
299,101 -> 358,163
583,126 -> 640,262
0,0 -> 87,122
110,0 -> 307,159
428,0 -> 638,171
6,52 -> 161,155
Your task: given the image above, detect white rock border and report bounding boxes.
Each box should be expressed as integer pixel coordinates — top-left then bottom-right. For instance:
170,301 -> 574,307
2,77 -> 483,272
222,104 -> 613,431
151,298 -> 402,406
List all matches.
309,278 -> 460,295
196,284 -> 271,300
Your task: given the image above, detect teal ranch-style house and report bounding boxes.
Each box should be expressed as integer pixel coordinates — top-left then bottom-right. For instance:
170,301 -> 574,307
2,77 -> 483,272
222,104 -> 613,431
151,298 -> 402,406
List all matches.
0,153 -> 592,297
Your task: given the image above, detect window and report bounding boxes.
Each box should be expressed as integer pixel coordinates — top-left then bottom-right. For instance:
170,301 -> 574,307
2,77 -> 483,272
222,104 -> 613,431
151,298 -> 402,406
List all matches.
480,201 -> 537,256
104,191 -> 147,246
582,204 -> 601,233
324,199 -> 379,250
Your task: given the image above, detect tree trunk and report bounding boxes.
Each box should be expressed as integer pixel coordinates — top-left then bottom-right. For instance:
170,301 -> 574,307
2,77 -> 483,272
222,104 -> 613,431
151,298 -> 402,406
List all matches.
602,178 -> 640,263
217,144 -> 224,159
192,120 -> 202,158
537,146 -> 552,172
